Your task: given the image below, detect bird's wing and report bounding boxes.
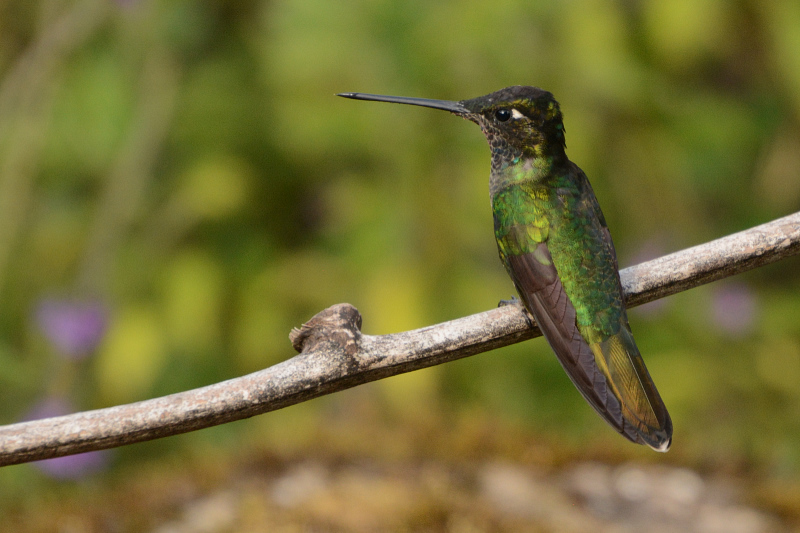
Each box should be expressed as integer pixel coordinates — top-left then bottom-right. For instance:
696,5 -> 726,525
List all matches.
497,176 -> 671,450
505,245 -> 671,450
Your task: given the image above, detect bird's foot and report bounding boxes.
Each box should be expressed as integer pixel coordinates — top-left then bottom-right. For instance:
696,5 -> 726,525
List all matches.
498,295 -> 534,328
497,295 -> 520,307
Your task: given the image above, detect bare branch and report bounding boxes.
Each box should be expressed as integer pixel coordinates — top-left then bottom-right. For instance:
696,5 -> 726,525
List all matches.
0,212 -> 798,466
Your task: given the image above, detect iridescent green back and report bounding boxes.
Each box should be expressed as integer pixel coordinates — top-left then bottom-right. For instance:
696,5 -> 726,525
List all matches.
493,164 -> 622,345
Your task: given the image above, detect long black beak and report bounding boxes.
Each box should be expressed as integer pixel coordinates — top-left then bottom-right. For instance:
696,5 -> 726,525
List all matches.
337,92 -> 469,115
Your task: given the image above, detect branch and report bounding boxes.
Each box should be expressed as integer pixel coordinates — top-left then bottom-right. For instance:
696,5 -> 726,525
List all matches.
1,212 -> 798,466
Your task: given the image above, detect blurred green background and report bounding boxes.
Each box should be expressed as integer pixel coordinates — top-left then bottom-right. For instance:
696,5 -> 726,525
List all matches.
1,0 -> 799,530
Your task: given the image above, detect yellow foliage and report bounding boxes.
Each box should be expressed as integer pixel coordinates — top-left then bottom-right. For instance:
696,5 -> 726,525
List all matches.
96,306 -> 167,404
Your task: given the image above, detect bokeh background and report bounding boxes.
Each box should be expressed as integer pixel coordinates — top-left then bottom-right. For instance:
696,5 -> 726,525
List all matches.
1,0 -> 800,531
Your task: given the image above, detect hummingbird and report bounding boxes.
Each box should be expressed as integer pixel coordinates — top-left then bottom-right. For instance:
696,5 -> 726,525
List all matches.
338,86 -> 672,451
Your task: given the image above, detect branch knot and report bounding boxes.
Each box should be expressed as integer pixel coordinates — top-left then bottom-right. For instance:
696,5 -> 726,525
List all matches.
290,303 -> 363,355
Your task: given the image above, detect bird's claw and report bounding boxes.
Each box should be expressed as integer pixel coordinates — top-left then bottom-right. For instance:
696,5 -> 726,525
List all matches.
498,295 -> 520,307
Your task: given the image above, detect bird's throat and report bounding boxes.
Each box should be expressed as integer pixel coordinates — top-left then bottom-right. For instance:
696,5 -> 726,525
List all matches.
489,154 -> 556,197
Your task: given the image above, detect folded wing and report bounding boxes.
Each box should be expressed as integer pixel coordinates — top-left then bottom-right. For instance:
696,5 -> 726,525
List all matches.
506,241 -> 672,451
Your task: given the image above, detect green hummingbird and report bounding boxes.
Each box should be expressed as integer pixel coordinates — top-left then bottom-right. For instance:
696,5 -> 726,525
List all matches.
338,86 -> 672,451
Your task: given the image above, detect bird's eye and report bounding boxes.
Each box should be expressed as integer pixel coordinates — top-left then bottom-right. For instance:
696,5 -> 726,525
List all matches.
495,109 -> 511,122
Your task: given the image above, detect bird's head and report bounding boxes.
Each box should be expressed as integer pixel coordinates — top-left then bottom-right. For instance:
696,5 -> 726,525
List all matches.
338,85 -> 567,164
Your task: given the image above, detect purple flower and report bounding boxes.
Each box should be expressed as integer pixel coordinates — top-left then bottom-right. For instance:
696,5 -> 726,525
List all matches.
711,283 -> 758,337
36,297 -> 108,359
24,397 -> 110,479
35,448 -> 109,480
